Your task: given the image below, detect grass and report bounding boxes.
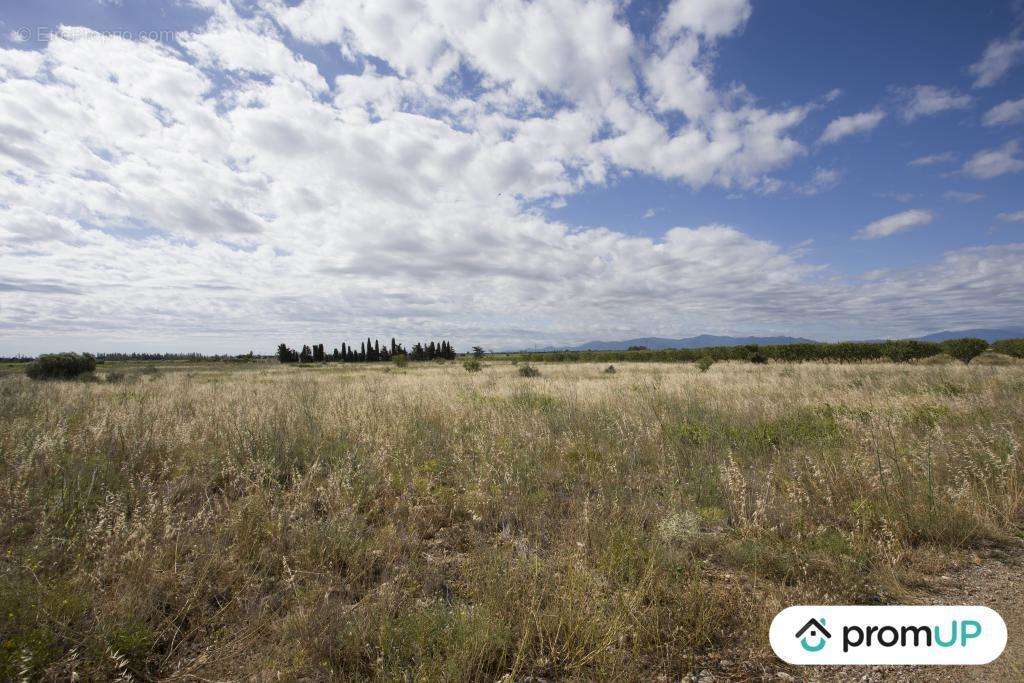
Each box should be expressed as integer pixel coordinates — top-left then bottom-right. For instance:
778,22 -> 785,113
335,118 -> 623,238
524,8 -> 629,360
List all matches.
1,360 -> 1022,679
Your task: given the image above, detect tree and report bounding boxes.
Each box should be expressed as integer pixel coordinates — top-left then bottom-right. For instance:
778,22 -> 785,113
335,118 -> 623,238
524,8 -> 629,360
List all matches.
277,343 -> 298,363
300,345 -> 313,363
940,338 -> 989,364
472,346 -> 484,359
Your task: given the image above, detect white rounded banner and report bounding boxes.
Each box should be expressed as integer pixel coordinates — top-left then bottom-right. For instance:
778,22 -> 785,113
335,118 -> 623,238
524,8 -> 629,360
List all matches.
770,605 -> 1007,665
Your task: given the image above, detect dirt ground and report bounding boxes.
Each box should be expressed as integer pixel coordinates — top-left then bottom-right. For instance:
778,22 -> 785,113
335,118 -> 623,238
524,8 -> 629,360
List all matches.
807,544 -> 1024,682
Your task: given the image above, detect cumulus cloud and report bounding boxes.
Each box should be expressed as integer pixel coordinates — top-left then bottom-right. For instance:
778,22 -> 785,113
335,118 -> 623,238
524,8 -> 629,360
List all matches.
818,109 -> 885,144
969,36 -> 1024,88
983,97 -> 1024,126
962,140 -> 1024,179
0,0 -> 1022,351
998,209 -> 1024,222
854,209 -> 934,240
656,0 -> 752,42
893,85 -> 972,122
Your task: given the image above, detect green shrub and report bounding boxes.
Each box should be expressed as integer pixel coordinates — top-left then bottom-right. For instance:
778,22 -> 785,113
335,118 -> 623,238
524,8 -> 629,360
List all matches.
604,365 -> 616,374
463,359 -> 482,373
881,339 -> 942,363
748,352 -> 768,364
939,338 -> 989,364
518,364 -> 540,377
25,352 -> 96,380
696,357 -> 714,372
392,354 -> 409,367
992,338 -> 1024,359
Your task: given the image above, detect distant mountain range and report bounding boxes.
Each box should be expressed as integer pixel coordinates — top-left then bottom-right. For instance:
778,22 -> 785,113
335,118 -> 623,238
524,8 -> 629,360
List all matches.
512,328 -> 1024,353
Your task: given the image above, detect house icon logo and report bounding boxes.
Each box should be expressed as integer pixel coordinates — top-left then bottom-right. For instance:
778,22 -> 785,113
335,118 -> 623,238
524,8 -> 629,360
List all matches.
795,618 -> 831,652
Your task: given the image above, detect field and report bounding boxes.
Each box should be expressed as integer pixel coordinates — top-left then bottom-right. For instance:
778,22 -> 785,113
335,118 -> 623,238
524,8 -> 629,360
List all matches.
2,360 -> 1023,680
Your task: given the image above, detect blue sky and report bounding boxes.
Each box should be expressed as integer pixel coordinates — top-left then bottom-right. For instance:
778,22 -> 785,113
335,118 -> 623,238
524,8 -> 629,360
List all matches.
0,0 -> 1023,353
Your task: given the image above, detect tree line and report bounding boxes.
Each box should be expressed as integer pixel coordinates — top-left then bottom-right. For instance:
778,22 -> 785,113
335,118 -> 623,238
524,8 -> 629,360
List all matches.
277,339 -> 457,364
494,338 -> 1018,364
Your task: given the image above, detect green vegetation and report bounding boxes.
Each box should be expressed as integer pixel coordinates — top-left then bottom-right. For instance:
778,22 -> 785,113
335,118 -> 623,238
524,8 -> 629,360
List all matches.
517,364 -> 541,377
2,361 -> 1021,679
992,338 -> 1024,358
463,358 -> 482,372
497,340 -> 939,363
696,356 -> 714,372
24,352 -> 96,380
939,337 -> 990,364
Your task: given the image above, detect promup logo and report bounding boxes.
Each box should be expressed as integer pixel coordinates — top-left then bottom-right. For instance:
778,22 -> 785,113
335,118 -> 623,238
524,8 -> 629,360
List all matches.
795,618 -> 830,652
770,606 -> 1006,665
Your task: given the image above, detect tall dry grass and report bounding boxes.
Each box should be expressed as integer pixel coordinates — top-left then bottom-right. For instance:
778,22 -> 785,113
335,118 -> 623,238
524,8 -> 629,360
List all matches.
1,361 -> 1022,679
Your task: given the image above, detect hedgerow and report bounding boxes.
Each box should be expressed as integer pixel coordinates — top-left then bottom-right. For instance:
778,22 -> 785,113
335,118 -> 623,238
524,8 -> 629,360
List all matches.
496,340 -> 949,364
992,338 -> 1024,358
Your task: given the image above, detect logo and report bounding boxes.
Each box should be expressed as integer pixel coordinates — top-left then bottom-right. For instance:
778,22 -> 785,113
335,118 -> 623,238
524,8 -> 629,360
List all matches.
770,606 -> 1006,665
795,618 -> 831,652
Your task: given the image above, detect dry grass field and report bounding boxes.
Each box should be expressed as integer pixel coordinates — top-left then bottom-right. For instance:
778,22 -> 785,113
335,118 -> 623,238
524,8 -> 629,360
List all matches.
2,360 -> 1023,680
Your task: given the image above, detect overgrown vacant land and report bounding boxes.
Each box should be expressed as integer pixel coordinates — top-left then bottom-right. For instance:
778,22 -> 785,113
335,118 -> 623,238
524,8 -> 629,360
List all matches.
2,361 -> 1022,679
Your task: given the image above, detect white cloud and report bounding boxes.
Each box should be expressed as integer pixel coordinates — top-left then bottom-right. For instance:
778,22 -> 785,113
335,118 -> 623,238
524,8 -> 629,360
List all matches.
983,97 -> 1024,126
656,0 -> 752,42
818,108 -> 885,144
0,0 -> 1022,351
969,36 -> 1024,88
854,209 -> 934,240
943,190 -> 984,203
796,167 -> 841,195
893,85 -> 972,122
643,208 -> 656,219
998,210 -> 1024,222
962,140 -> 1024,179
178,3 -> 327,93
908,151 -> 956,167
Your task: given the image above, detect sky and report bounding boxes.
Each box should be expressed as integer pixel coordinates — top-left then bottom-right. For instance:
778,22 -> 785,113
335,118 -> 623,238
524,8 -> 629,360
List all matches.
1,0 -> 1023,354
